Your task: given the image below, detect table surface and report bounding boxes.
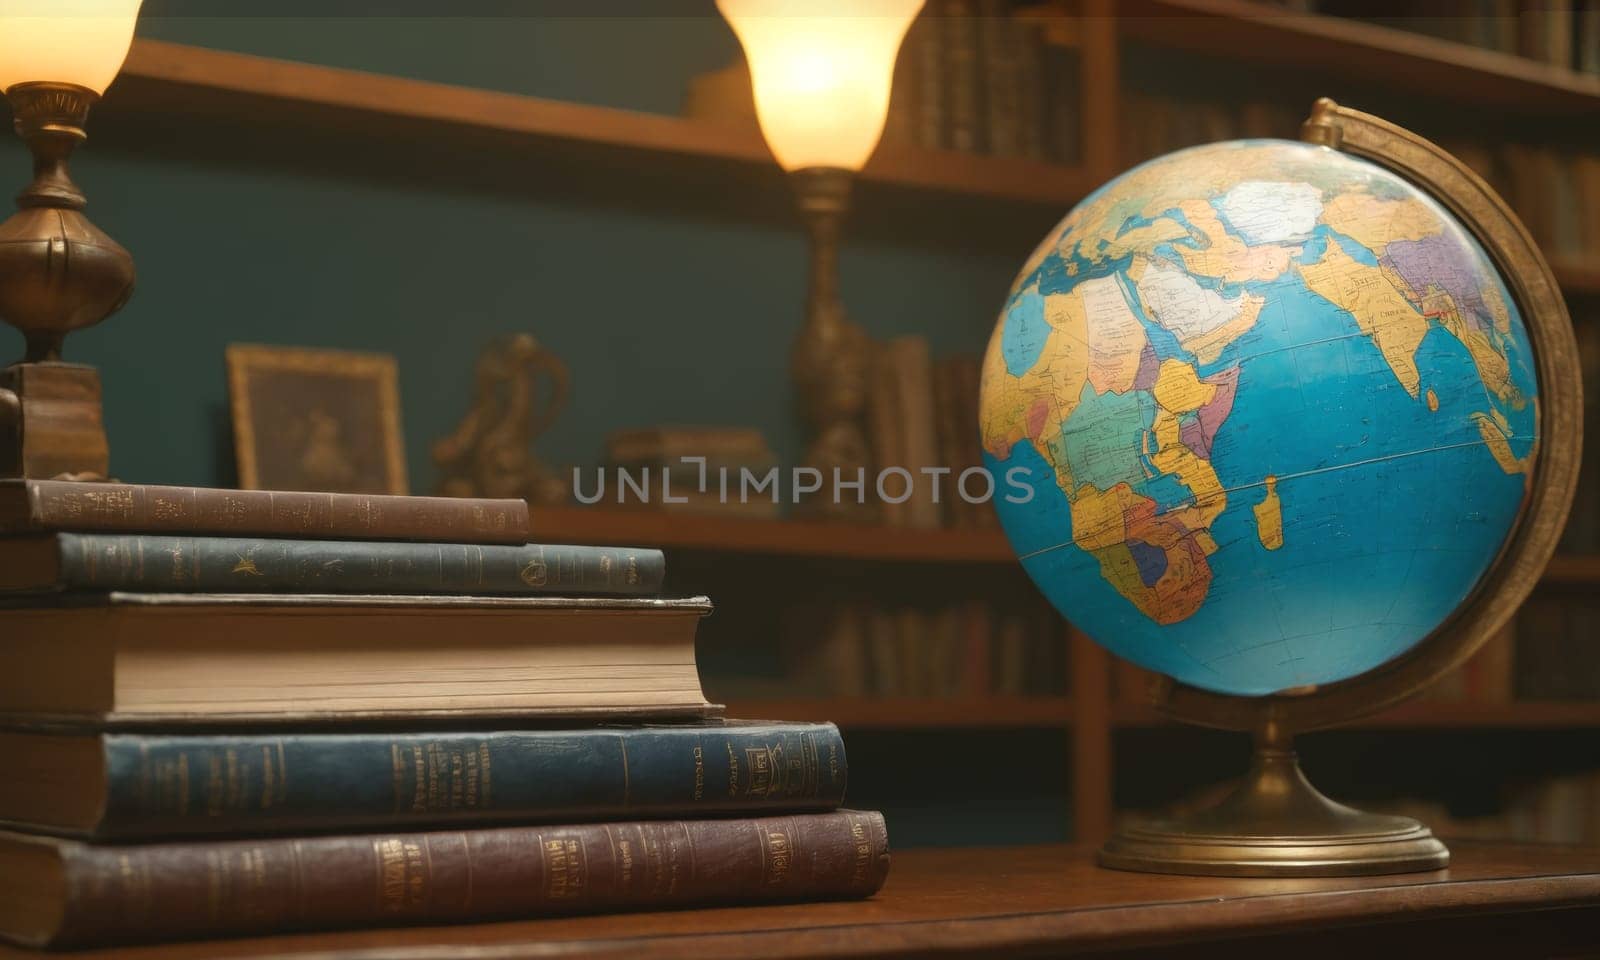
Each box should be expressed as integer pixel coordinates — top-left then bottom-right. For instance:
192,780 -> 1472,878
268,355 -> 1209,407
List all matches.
6,841 -> 1599,959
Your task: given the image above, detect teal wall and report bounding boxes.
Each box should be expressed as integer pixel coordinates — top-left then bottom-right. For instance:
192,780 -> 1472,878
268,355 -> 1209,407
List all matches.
3,1 -> 1048,491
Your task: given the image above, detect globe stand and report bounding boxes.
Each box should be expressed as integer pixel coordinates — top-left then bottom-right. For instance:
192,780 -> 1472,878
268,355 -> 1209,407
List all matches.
1093,98 -> 1582,879
1100,711 -> 1447,877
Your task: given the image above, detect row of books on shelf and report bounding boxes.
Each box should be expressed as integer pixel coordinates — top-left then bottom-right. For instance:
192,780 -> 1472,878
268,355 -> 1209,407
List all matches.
597,345 -> 990,531
1118,92 -> 1305,168
1118,90 -> 1600,265
881,1 -> 1079,162
0,479 -> 887,949
1513,594 -> 1600,700
1270,0 -> 1600,74
870,340 -> 997,529
1560,319 -> 1600,553
711,598 -> 1066,701
1113,592 -> 1600,705
1373,771 -> 1600,846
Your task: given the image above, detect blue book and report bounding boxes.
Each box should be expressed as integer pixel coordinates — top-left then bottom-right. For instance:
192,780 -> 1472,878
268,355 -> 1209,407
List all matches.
0,532 -> 664,596
2,722 -> 848,839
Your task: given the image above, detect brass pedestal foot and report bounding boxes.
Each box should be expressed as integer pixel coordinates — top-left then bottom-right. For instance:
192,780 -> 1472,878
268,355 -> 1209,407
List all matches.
1099,726 -> 1448,877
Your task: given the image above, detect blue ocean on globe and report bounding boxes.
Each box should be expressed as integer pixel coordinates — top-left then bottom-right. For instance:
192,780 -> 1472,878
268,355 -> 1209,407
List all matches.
979,140 -> 1538,696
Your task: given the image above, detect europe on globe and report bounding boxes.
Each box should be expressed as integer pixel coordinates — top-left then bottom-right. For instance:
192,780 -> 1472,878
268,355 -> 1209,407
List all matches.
981,139 -> 1538,697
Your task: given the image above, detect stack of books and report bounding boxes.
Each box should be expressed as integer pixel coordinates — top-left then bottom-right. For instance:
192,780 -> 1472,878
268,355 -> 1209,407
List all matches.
0,480 -> 888,949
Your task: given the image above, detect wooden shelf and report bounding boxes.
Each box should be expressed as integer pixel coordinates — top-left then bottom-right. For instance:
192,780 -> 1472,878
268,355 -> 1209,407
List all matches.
110,39 -> 1094,209
1114,700 -> 1600,730
722,696 -> 1072,729
1117,0 -> 1600,114
534,510 -> 1600,579
1544,554 -> 1600,586
1552,258 -> 1600,298
530,506 -> 1017,564
720,697 -> 1600,731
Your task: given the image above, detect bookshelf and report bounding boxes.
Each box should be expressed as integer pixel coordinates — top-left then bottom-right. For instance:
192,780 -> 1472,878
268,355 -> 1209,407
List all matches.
111,39 -> 1094,210
108,37 -> 1600,299
724,696 -> 1073,728
1113,700 -> 1600,730
1114,0 -> 1600,114
717,696 -> 1600,732
530,506 -> 1017,564
534,506 -> 1600,583
1552,256 -> 1600,298
94,9 -> 1600,847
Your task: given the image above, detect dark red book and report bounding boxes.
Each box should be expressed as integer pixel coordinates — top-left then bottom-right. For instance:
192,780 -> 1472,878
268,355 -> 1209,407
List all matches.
0,480 -> 528,544
0,810 -> 890,948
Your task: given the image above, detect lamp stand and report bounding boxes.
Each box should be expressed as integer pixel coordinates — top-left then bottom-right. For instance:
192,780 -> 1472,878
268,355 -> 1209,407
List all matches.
1098,708 -> 1448,877
789,166 -> 874,519
0,81 -> 134,480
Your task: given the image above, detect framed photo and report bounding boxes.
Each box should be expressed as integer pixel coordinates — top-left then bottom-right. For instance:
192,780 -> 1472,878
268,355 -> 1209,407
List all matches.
226,344 -> 408,495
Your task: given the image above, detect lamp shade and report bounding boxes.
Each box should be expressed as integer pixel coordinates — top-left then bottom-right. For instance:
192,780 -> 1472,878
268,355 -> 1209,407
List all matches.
717,0 -> 922,172
0,0 -> 143,95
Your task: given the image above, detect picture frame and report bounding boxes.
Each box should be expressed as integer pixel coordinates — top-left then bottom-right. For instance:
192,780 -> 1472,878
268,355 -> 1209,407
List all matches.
226,344 -> 408,495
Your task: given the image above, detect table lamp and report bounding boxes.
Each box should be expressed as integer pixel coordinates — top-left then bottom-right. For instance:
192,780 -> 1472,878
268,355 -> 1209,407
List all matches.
717,0 -> 922,517
0,0 -> 142,480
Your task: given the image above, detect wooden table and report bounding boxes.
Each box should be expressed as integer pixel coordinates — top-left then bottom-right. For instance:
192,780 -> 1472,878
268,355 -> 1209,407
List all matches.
6,841 -> 1598,958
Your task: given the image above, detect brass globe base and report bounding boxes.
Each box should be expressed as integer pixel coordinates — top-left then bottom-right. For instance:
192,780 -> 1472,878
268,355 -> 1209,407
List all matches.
1099,740 -> 1448,878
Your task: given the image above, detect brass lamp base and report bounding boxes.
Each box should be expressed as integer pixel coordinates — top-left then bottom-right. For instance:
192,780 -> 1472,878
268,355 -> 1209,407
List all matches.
1099,731 -> 1448,877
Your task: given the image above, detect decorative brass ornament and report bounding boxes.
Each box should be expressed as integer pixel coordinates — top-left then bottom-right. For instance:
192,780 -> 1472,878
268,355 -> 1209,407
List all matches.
433,334 -> 571,506
1098,99 -> 1582,877
0,82 -> 136,480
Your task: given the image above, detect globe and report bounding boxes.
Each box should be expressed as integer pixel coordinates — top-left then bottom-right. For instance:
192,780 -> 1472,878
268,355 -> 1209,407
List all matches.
981,138 -> 1539,697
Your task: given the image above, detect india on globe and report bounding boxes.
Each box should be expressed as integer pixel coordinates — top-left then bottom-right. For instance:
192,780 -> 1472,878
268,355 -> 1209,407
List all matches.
980,139 -> 1538,697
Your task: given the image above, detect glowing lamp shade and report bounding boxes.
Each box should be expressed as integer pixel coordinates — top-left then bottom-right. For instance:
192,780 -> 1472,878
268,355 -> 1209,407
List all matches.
0,0 -> 143,95
717,0 -> 922,172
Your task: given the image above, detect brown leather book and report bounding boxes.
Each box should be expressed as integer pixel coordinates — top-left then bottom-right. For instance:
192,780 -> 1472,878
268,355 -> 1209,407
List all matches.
0,480 -> 529,544
0,593 -> 716,725
0,810 -> 890,948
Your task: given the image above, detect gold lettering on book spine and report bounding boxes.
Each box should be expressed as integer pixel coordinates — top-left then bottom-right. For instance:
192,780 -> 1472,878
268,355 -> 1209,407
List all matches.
850,817 -> 873,888
147,751 -> 191,817
478,742 -> 492,806
205,752 -> 225,817
409,745 -> 426,813
763,827 -> 793,886
618,836 -> 634,887
375,837 -> 428,913
149,494 -> 184,521
390,743 -> 405,814
543,836 -> 587,900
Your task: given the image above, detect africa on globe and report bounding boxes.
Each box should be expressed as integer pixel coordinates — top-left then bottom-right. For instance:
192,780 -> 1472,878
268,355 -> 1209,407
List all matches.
980,139 -> 1538,697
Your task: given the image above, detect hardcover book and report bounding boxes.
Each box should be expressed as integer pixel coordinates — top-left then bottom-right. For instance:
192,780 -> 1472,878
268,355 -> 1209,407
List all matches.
0,722 -> 848,838
0,480 -> 528,543
0,533 -> 664,597
0,810 -> 890,948
0,593 -> 716,725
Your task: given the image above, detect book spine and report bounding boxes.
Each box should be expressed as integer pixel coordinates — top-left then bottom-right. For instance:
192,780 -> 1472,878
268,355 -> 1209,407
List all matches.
1015,20 -> 1045,159
11,481 -> 528,544
93,725 -> 847,838
942,0 -> 983,153
883,19 -> 917,147
51,534 -> 664,596
47,810 -> 889,947
979,1 -> 1022,157
915,12 -> 945,148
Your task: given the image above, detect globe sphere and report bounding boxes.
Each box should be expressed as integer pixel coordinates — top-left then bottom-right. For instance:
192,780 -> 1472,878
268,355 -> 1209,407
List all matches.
981,139 -> 1537,696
